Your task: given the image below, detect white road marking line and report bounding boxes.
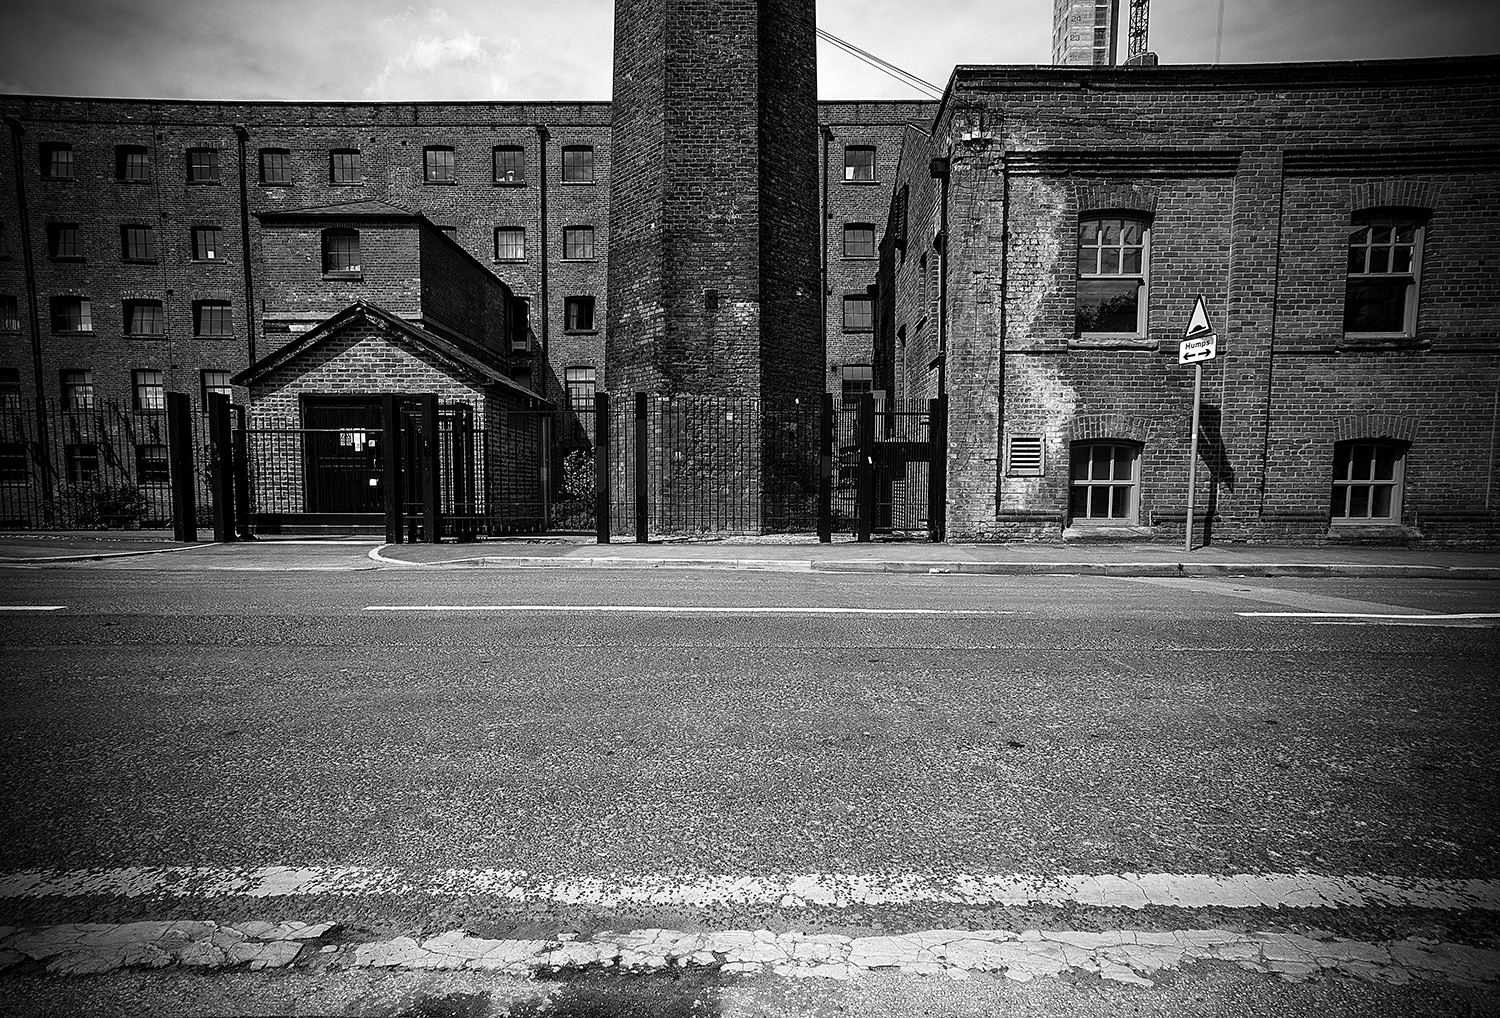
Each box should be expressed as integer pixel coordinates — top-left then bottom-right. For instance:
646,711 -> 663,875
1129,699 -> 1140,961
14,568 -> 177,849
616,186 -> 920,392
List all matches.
1237,611 -> 1500,621
0,605 -> 66,611
1113,576 -> 1446,617
364,605 -> 1012,615
2,867 -> 1495,912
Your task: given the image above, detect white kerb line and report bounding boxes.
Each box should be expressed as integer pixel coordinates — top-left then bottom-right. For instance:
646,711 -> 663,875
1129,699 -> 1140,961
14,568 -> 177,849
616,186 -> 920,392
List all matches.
1236,611 -> 1500,620
0,606 -> 67,611
365,605 -> 1013,615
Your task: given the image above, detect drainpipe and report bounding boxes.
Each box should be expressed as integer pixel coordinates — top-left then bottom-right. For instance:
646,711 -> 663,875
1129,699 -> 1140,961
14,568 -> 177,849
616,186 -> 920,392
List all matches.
820,125 -> 832,390
929,155 -> 950,402
535,125 -> 550,400
5,114 -> 54,512
233,125 -> 256,365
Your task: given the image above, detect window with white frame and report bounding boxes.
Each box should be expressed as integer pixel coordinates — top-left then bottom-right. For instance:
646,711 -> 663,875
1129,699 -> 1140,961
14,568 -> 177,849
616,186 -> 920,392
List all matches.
186,147 -> 219,183
1330,440 -> 1405,524
40,143 -> 74,180
51,297 -> 92,333
1345,211 -> 1423,336
330,149 -> 361,184
135,444 -> 169,484
843,223 -> 876,259
259,149 -> 291,185
1069,441 -> 1140,523
0,295 -> 18,332
494,227 -> 526,261
1077,215 -> 1148,336
121,225 -> 156,262
116,145 -> 150,182
565,366 -> 597,410
192,226 -> 223,261
48,223 -> 82,259
564,296 -> 595,332
201,370 -> 233,405
563,226 -> 595,260
843,295 -> 873,332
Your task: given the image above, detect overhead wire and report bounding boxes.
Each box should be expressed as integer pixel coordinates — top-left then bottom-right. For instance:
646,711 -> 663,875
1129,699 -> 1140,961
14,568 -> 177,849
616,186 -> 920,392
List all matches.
816,28 -> 946,100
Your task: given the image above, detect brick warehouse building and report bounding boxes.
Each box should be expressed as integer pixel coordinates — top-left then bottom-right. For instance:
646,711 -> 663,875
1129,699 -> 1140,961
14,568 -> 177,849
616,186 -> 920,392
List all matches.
878,55 -> 1500,545
0,94 -> 926,418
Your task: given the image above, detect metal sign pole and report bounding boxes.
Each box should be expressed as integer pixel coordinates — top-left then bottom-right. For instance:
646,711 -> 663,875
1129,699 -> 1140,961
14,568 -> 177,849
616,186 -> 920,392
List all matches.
1185,361 -> 1203,552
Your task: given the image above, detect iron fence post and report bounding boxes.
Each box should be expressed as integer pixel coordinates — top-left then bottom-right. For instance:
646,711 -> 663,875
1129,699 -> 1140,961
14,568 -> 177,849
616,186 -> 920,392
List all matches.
232,404 -> 252,539
594,392 -> 611,544
420,393 -> 441,544
166,392 -> 197,542
818,392 -> 833,543
207,393 -> 235,542
634,392 -> 648,543
382,394 -> 403,544
928,395 -> 947,543
857,392 -> 875,543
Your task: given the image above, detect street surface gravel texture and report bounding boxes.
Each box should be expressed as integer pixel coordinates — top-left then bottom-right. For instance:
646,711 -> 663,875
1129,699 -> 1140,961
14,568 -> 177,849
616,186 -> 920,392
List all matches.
0,552 -> 1497,1016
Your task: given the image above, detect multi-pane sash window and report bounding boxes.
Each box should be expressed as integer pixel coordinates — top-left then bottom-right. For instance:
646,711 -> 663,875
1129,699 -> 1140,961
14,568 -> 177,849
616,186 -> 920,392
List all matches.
844,146 -> 876,182
121,225 -> 156,261
66,444 -> 99,483
494,227 -> 526,261
124,300 -> 165,337
192,226 -> 223,261
51,297 -> 92,333
0,368 -> 20,410
194,300 -> 233,337
841,364 -> 874,409
563,226 -> 595,260
424,146 -> 457,182
843,223 -> 876,258
1077,215 -> 1148,335
60,370 -> 94,410
322,228 -> 361,276
48,223 -> 82,259
1331,441 -> 1404,524
201,370 -> 232,404
493,145 -> 525,183
564,296 -> 595,332
843,295 -> 873,332
0,295 -> 18,332
186,147 -> 219,182
330,149 -> 361,184
40,143 -> 74,179
1069,442 -> 1140,523
561,146 -> 594,183
260,149 -> 291,184
116,146 -> 150,182
1345,213 -> 1422,335
565,366 -> 597,410
0,441 -> 27,481
133,369 -> 166,411
136,444 -> 169,484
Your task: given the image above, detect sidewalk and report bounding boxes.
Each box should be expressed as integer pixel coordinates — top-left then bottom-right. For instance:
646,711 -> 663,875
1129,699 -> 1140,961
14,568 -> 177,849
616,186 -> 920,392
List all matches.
3,529 -> 1500,578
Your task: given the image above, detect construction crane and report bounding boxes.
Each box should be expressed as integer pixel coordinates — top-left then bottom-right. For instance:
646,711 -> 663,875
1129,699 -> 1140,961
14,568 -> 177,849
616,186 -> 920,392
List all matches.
1125,0 -> 1150,63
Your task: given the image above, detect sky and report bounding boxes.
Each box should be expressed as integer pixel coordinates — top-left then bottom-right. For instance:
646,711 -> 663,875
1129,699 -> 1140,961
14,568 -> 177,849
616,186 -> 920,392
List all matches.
0,0 -> 1496,103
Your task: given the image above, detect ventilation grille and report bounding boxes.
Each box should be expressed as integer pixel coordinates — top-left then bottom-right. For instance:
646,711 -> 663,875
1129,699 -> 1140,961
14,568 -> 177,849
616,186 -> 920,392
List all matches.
1006,436 -> 1045,477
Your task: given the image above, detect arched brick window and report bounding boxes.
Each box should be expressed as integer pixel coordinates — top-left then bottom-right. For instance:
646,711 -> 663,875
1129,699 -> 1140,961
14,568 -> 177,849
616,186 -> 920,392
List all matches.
1069,441 -> 1141,523
322,228 -> 361,277
1330,439 -> 1405,524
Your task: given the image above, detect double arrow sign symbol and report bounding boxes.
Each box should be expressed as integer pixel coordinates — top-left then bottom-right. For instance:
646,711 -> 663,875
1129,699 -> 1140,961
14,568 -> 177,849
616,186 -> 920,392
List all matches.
1179,295 -> 1218,365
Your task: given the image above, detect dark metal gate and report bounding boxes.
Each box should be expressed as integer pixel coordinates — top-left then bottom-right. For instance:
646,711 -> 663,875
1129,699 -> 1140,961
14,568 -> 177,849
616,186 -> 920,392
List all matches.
832,394 -> 947,541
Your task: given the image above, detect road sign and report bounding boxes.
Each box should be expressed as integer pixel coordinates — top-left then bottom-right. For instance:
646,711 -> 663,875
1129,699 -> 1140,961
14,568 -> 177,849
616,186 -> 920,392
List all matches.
1184,296 -> 1212,339
1179,332 -> 1217,365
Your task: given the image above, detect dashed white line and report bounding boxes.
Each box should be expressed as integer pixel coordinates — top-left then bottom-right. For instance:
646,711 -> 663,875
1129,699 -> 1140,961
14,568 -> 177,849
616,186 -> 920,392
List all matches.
1237,611 -> 1500,623
364,605 -> 1012,615
0,605 -> 66,611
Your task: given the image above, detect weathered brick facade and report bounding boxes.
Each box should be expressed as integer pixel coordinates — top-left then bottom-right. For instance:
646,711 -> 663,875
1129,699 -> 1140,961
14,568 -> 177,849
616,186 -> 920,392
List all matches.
878,56 -> 1500,546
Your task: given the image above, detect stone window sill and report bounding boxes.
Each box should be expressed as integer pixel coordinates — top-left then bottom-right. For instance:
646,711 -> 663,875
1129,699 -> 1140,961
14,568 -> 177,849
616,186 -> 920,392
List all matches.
1069,336 -> 1157,350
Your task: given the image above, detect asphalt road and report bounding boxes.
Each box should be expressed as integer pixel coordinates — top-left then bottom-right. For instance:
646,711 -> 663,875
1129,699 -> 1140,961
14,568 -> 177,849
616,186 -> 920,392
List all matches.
1,565 -> 1498,1015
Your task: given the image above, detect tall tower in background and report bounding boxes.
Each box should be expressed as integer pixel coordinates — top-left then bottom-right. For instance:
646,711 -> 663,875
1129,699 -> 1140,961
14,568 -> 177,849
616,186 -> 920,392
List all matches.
1052,0 -> 1119,66
606,0 -> 823,401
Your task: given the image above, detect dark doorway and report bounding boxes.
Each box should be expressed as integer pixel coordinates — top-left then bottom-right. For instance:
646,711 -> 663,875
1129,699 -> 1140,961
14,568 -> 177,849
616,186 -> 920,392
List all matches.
302,396 -> 384,514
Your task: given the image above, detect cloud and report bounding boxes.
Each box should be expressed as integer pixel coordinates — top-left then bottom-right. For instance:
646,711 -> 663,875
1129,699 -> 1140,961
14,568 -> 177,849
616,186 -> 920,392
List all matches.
362,6 -> 521,99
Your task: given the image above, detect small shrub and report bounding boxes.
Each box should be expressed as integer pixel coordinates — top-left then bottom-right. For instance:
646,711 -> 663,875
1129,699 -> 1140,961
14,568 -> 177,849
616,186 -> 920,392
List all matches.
49,482 -> 149,529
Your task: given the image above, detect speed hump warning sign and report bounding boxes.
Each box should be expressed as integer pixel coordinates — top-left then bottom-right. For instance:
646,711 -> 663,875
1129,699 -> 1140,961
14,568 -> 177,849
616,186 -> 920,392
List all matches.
1179,296 -> 1217,365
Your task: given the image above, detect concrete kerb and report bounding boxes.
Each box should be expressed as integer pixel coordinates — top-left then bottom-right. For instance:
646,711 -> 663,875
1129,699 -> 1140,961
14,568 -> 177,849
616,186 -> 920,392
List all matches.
0,542 -> 221,565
